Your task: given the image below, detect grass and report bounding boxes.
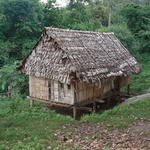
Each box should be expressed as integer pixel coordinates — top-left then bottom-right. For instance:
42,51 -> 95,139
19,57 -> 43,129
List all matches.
0,94 -> 150,149
0,94 -> 76,150
81,98 -> 150,129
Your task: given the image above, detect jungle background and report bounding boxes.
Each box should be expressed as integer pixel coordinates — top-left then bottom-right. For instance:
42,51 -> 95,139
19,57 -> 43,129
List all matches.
0,1 -> 150,149
0,0 -> 150,95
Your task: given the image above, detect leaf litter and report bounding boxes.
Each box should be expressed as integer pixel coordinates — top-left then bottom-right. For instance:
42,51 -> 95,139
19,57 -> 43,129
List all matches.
53,120 -> 150,150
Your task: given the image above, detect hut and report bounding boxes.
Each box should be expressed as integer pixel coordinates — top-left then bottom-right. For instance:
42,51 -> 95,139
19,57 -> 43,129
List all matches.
18,27 -> 141,118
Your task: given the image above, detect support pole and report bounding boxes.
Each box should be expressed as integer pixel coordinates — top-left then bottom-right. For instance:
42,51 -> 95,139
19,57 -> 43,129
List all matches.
30,98 -> 34,107
93,86 -> 96,112
93,100 -> 96,112
73,72 -> 78,119
127,84 -> 130,95
73,106 -> 77,120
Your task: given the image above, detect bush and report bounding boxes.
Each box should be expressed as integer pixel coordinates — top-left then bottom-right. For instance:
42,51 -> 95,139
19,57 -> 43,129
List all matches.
0,62 -> 28,95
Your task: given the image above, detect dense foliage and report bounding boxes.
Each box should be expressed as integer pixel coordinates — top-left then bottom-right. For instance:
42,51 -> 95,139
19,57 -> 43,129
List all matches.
0,0 -> 150,94
121,3 -> 150,52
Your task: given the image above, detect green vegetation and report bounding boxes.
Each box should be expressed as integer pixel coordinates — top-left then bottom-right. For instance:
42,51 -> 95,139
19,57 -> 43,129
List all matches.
0,94 -> 149,149
0,63 -> 28,94
0,0 -> 149,149
0,94 -> 75,150
81,98 -> 150,129
0,0 -> 149,94
130,53 -> 150,94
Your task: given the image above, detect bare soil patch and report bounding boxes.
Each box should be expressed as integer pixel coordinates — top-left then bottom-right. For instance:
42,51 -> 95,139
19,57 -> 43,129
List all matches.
127,120 -> 150,139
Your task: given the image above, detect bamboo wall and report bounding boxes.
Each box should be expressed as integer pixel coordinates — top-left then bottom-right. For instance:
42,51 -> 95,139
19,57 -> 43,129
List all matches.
29,75 -> 49,100
29,75 -> 74,104
76,76 -> 130,103
29,75 -> 130,105
76,80 -> 113,102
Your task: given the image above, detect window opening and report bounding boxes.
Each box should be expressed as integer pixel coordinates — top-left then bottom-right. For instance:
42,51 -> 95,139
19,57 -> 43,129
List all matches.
67,84 -> 71,89
59,82 -> 64,88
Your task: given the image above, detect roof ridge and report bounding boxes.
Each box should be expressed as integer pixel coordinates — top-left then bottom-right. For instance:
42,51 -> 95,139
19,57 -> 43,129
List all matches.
44,27 -> 114,35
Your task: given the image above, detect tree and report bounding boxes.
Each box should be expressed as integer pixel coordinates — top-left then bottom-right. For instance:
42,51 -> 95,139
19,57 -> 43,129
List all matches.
68,0 -> 89,23
43,0 -> 63,28
0,0 -> 43,59
0,0 -> 43,39
121,3 -> 150,52
61,0 -> 89,29
89,5 -> 109,27
0,62 -> 28,94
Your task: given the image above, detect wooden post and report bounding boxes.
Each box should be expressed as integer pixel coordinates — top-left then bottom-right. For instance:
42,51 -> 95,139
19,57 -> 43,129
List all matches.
7,92 -> 11,99
73,72 -> 78,119
7,82 -> 12,99
93,100 -> 96,112
73,106 -> 77,120
93,86 -> 96,112
127,84 -> 130,95
30,98 -> 34,107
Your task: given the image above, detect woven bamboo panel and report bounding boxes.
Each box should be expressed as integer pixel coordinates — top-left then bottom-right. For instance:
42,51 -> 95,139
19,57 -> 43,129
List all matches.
76,81 -> 103,102
103,80 -> 114,94
29,75 -> 49,100
29,75 -> 130,105
29,75 -> 74,104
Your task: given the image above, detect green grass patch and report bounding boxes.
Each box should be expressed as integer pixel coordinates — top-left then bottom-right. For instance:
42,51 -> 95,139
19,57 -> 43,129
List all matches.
0,93 -> 150,149
0,94 -> 75,150
81,98 -> 150,130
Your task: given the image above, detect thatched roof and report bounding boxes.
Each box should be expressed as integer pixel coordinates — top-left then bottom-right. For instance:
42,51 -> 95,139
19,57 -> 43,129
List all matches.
18,27 -> 141,85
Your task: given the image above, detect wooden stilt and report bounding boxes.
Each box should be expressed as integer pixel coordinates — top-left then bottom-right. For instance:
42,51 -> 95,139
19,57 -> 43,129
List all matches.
93,100 -> 96,112
73,106 -> 77,120
127,84 -> 130,95
73,73 -> 78,120
92,86 -> 96,112
30,98 -> 34,107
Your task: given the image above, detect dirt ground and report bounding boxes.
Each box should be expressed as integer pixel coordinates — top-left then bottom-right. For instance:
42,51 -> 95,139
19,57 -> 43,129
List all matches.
45,94 -> 150,149
127,120 -> 150,139
54,120 -> 150,150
